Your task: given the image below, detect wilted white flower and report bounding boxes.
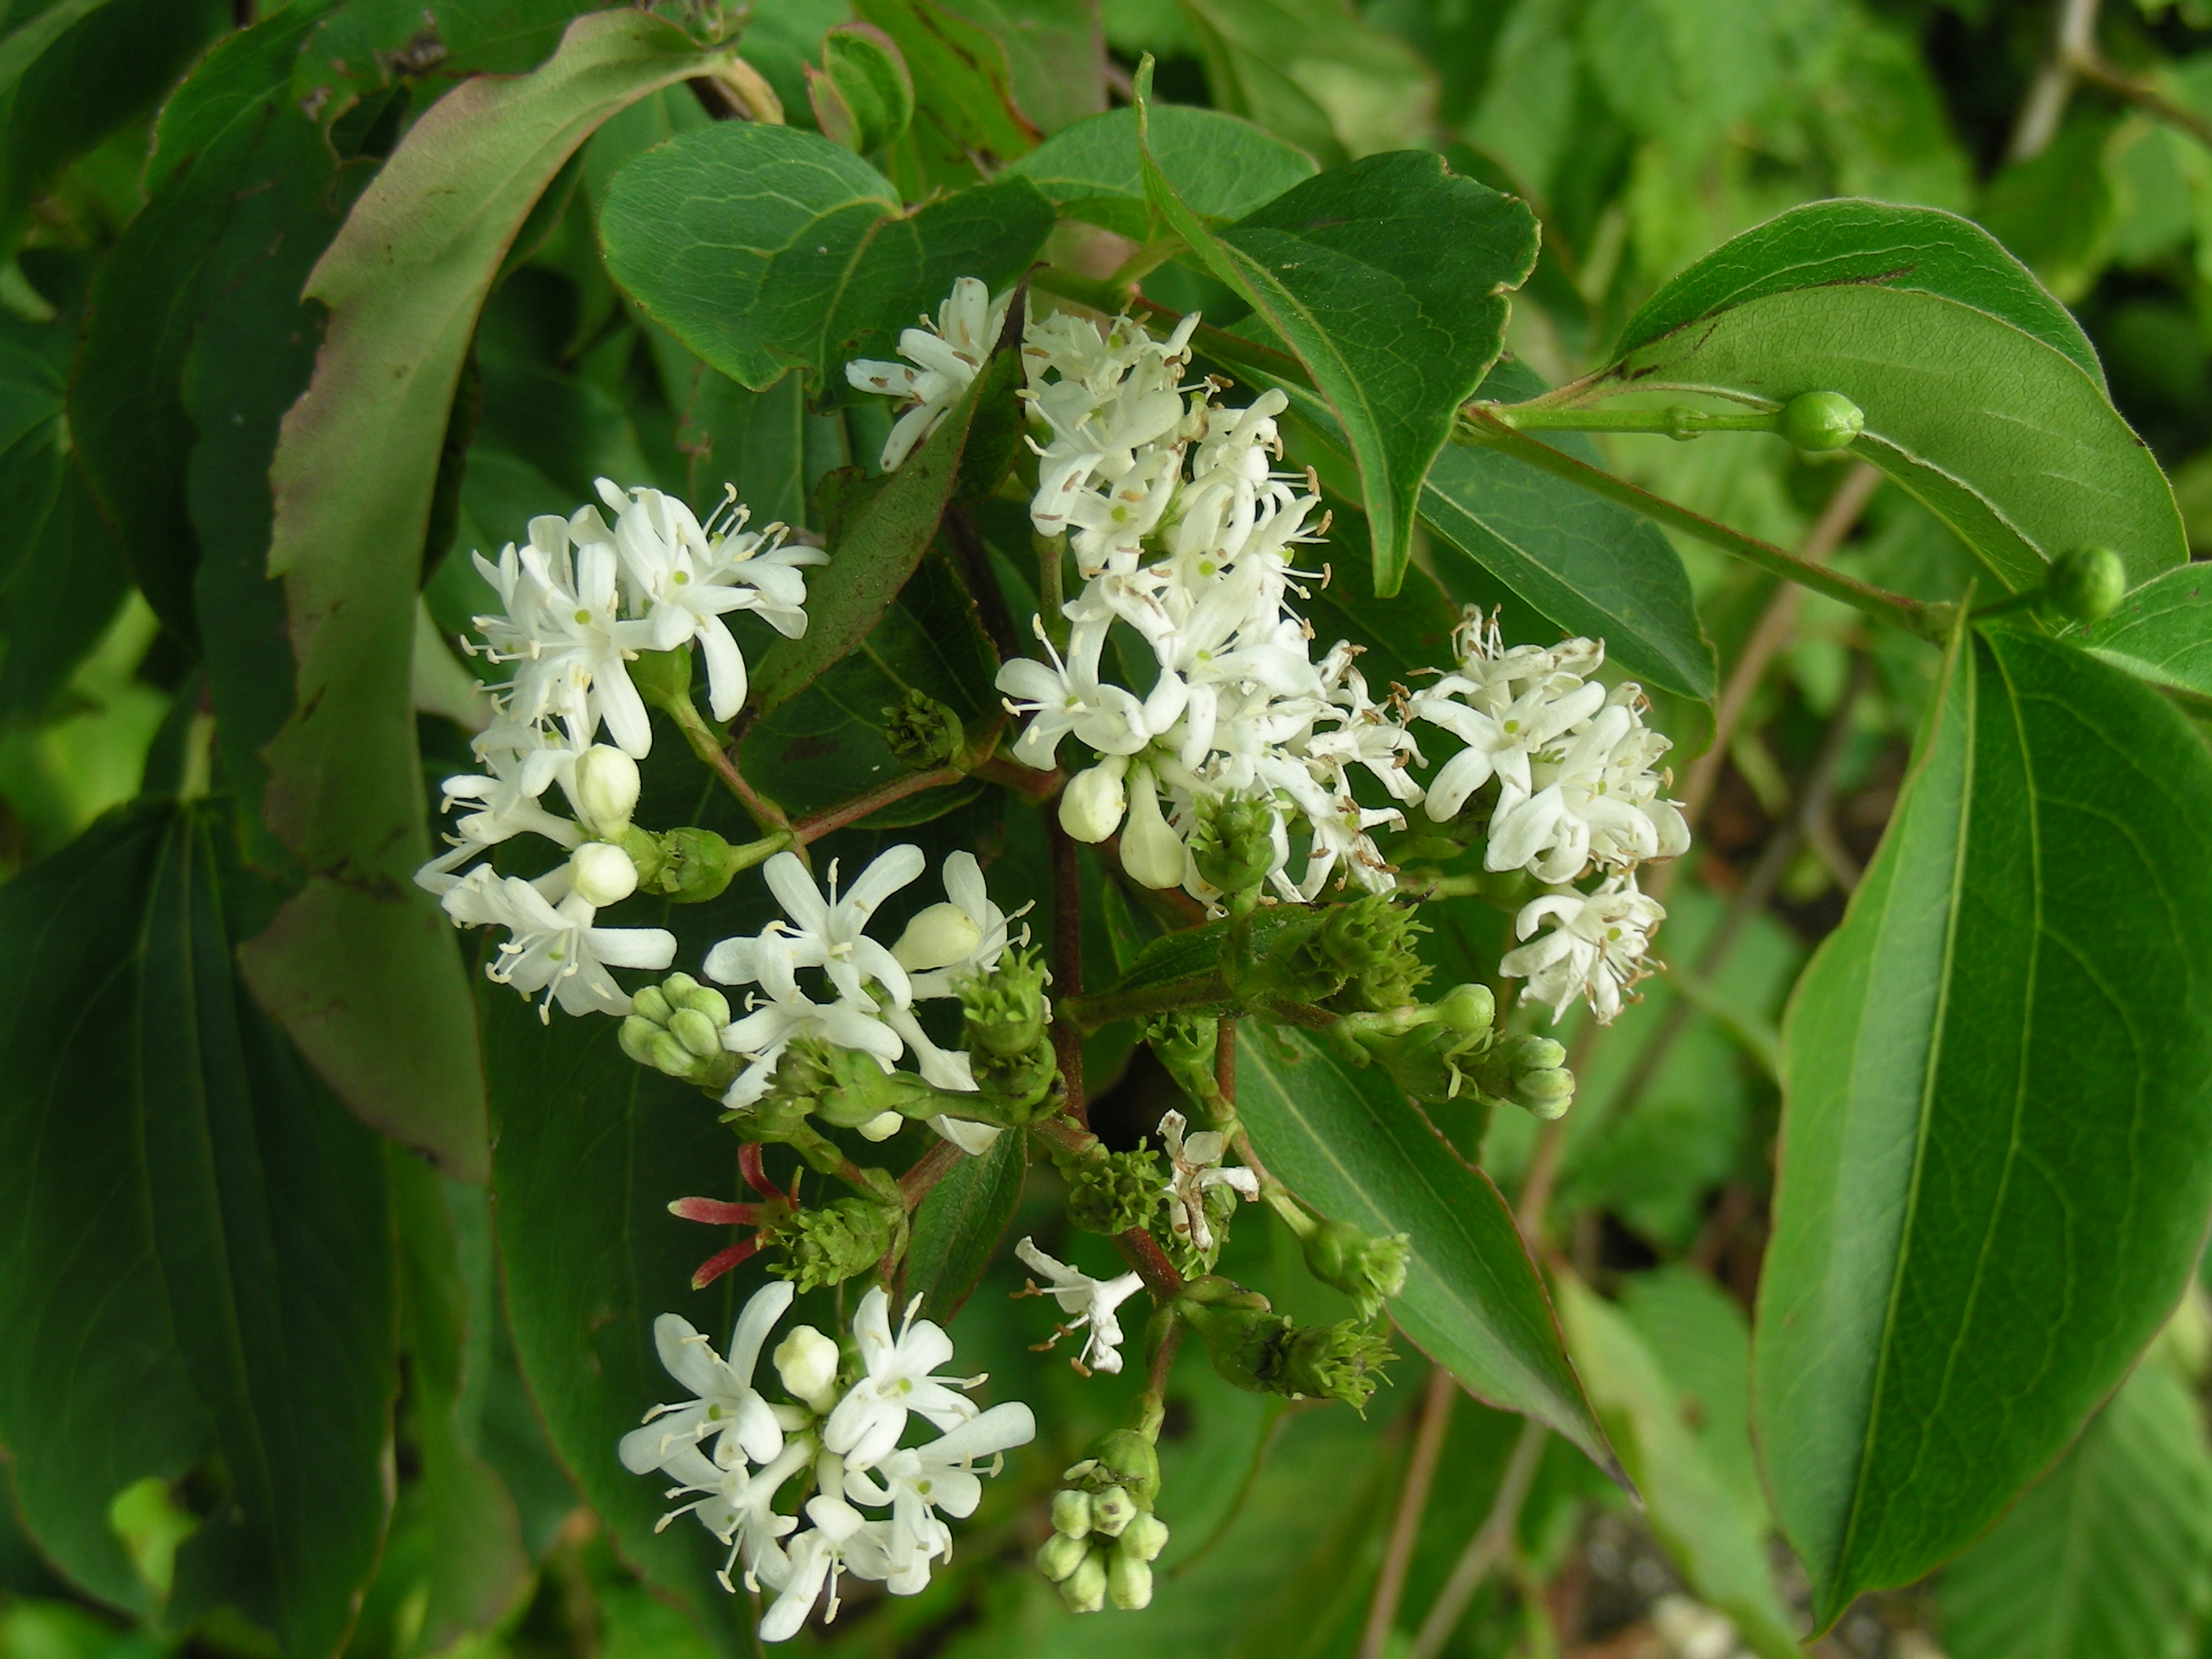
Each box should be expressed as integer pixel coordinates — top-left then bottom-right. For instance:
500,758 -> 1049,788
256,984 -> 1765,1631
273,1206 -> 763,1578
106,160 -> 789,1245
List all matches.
1500,872 -> 1668,1024
1157,1110 -> 1259,1254
1014,1237 -> 1148,1375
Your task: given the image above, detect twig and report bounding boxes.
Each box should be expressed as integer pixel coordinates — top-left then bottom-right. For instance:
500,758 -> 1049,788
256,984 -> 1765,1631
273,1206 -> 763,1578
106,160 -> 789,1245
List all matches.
1455,409 -> 1941,640
943,504 -> 1026,663
2010,0 -> 2104,161
1358,1368 -> 1462,1659
1405,1418 -> 1549,1659
1115,1225 -> 1184,1299
790,765 -> 963,843
898,1140 -> 964,1208
2074,51 -> 2212,153
1049,819 -> 1090,1127
662,691 -> 795,841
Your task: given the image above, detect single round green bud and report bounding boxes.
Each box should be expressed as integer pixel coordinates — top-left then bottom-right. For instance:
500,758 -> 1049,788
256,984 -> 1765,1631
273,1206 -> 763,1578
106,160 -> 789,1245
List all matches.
1089,1428 -> 1163,1506
631,984 -> 674,1027
672,980 -> 731,1024
654,827 -> 744,903
1434,983 -> 1496,1036
1051,1488 -> 1094,1540
1036,1531 -> 1090,1584
1119,1511 -> 1170,1563
1516,1065 -> 1576,1119
1089,1485 -> 1135,1539
1778,390 -> 1864,452
668,1006 -> 722,1059
1058,1548 -> 1108,1613
1188,791 -> 1278,895
1107,1550 -> 1154,1610
2045,544 -> 2127,624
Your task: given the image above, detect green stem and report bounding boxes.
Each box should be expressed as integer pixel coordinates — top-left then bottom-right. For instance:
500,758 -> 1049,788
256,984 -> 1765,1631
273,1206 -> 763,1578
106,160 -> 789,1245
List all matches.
1035,532 -> 1068,651
1455,407 -> 1946,641
659,690 -> 795,841
1060,971 -> 1230,1035
790,765 -> 963,844
1485,402 -> 1780,438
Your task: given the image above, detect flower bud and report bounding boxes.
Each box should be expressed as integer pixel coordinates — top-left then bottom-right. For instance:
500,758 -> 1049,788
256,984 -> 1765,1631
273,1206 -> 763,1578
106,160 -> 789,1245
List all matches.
1089,1485 -> 1135,1539
668,1006 -> 722,1058
857,1110 -> 904,1141
631,983 -> 674,1025
1060,759 -> 1128,844
1302,1219 -> 1410,1322
570,744 -> 639,835
1054,1143 -> 1164,1236
620,1016 -> 695,1079
1119,768 -> 1188,890
883,688 -> 965,770
653,826 -> 745,903
1036,1531 -> 1090,1584
1057,1548 -> 1108,1613
1107,1550 -> 1154,1610
672,980 -> 731,1026
1278,1320 -> 1395,1410
892,902 -> 983,973
1188,790 -> 1277,895
768,1196 -> 895,1291
1515,1066 -> 1576,1119
1119,1511 -> 1170,1562
568,842 -> 639,907
1778,390 -> 1864,452
2045,544 -> 2126,624
1051,1488 -> 1094,1539
959,948 -> 1050,1060
1434,982 -> 1496,1036
773,1324 -> 841,1412
1087,1428 -> 1163,1507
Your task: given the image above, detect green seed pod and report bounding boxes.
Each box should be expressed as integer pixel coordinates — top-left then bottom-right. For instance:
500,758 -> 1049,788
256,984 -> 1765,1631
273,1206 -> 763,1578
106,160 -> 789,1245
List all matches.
768,1196 -> 895,1291
2044,544 -> 2127,625
1108,1550 -> 1154,1610
808,23 -> 914,154
1058,1547 -> 1108,1613
1036,1530 -> 1090,1584
1087,1428 -> 1163,1507
653,826 -> 745,903
1778,390 -> 1864,452
961,947 -> 1050,1060
1434,982 -> 1496,1036
1050,1488 -> 1094,1540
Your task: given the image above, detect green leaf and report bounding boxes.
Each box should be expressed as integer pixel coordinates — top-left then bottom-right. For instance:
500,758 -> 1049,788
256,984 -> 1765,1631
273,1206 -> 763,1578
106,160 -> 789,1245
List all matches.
746,321 -> 1024,712
490,986 -> 757,1658
288,0 -> 613,137
1754,627 -> 2212,1627
0,0 -> 228,249
1559,1276 -> 1799,1659
1141,91 -> 1539,595
939,0 -> 1104,136
1615,199 -> 2103,384
2072,565 -> 2212,698
1939,1353 -> 2212,1659
1006,103 -> 1316,240
1236,1025 -> 1618,1478
904,1130 -> 1027,1320
1599,202 -> 2182,593
599,119 -> 1053,393
1270,359 -> 1715,703
0,804 -> 394,1655
853,0 -> 1042,184
245,12 -> 726,1181
1177,0 -> 1436,166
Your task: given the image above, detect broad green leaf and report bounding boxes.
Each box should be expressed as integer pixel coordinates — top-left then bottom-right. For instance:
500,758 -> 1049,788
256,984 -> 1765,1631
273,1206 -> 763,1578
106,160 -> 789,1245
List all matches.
904,1129 -> 1027,1320
1236,1026 -> 1618,1477
0,309 -> 126,718
288,1 -> 617,136
1755,627 -> 2212,1627
675,369 -> 846,532
145,4 -> 328,192
0,0 -> 228,249
0,804 -> 394,1655
1560,1276 -> 1798,1659
745,327 -> 1024,712
1269,360 -> 1715,702
2073,564 -> 2212,698
1141,93 -> 1539,595
1617,1268 -> 1765,1523
600,120 -> 1052,394
247,12 -> 725,1180
1617,200 -> 2103,384
1939,1352 -> 2212,1659
1007,103 -> 1316,240
943,0 -> 1104,136
1600,201 -> 2180,592
854,0 -> 1041,187
1178,0 -> 1435,166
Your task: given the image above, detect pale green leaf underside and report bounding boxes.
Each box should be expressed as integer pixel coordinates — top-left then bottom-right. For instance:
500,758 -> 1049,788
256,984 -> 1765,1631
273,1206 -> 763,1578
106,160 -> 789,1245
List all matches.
1754,628 -> 2212,1626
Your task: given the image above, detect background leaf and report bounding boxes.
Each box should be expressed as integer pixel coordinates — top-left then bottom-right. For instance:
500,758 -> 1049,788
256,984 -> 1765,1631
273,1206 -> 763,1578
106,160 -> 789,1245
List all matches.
2073,564 -> 2212,698
1236,1025 -> 1618,1478
1177,0 -> 1435,166
904,1130 -> 1027,1321
1006,102 -> 1315,240
1753,626 -> 2212,1625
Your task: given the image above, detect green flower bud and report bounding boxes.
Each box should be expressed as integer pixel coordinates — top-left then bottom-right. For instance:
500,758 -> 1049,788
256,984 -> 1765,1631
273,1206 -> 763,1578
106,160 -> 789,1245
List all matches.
881,687 -> 965,770
1277,1320 -> 1395,1410
1369,1022 -> 1485,1107
1177,1280 -> 1291,1395
1252,895 -> 1431,1013
1119,1511 -> 1170,1563
1087,1428 -> 1163,1507
1188,791 -> 1277,895
768,1196 -> 895,1291
668,1006 -> 722,1059
621,977 -> 740,1090
1778,390 -> 1864,452
961,947 -> 1050,1060
631,983 -> 674,1026
1036,1530 -> 1090,1584
1056,1143 -> 1164,1236
652,826 -> 745,903
1302,1218 -> 1410,1322
1434,982 -> 1496,1035
569,744 -> 640,837
1089,1485 -> 1136,1539
1050,1488 -> 1094,1540
613,823 -> 668,888
1515,1065 -> 1576,1119
1107,1550 -> 1154,1610
2045,544 -> 2127,624
620,1016 -> 697,1079
1057,1548 -> 1108,1613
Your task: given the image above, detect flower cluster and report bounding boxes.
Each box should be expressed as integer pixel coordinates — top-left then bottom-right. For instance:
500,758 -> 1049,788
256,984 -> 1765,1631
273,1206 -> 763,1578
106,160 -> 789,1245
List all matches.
417,479 -> 825,1018
856,286 -> 1690,1024
623,1281 -> 1033,1641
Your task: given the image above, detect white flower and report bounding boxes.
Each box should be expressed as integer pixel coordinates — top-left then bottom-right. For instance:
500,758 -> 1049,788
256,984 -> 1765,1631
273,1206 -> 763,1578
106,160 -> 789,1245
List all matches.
891,851 -> 1020,1000
1157,1110 -> 1259,1254
655,1436 -> 809,1591
753,1506 -> 890,1642
1485,699 -> 1685,883
1014,1237 -> 1148,1375
840,1402 -> 1036,1594
1500,873 -> 1668,1024
995,621 -> 1152,770
823,1287 -> 982,1471
415,716 -> 585,894
469,524 -> 658,757
620,1282 -> 795,1474
845,277 -> 1010,469
441,865 -> 674,1018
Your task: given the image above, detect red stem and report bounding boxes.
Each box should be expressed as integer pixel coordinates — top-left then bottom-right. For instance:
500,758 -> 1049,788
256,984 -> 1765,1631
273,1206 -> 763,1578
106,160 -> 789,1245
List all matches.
791,766 -> 964,844
1115,1225 -> 1185,1300
1049,819 -> 1090,1128
898,1139 -> 965,1208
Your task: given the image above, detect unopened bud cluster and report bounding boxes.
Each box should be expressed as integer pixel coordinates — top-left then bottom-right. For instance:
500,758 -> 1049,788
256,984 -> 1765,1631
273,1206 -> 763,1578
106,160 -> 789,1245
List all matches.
1038,1429 -> 1169,1613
